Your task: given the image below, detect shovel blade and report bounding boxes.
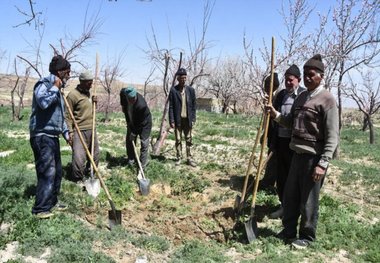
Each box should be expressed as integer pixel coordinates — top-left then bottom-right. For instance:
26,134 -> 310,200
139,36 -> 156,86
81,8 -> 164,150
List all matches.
138,178 -> 150,196
244,216 -> 258,243
84,178 -> 101,198
108,210 -> 122,229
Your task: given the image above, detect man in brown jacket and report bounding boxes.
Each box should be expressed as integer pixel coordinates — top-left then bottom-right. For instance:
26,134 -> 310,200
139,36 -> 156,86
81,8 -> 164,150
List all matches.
266,54 -> 339,249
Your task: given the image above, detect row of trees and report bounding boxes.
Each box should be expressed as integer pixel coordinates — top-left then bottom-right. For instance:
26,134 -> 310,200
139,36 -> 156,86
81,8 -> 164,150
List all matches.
2,0 -> 380,146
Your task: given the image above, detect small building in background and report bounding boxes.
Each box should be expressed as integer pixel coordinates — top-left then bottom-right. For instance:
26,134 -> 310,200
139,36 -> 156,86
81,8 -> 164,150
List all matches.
196,98 -> 223,113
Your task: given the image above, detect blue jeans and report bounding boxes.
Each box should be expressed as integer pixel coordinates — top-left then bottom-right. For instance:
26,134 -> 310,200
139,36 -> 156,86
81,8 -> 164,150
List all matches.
30,135 -> 62,214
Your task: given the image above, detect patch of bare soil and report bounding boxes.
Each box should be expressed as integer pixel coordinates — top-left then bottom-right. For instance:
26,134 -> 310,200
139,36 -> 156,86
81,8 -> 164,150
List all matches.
0,241 -> 51,263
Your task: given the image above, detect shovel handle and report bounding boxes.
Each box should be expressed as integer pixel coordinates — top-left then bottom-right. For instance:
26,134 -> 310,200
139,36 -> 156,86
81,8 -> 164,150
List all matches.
62,91 -> 114,203
131,140 -> 146,180
251,37 -> 276,210
90,53 -> 99,178
239,113 -> 265,208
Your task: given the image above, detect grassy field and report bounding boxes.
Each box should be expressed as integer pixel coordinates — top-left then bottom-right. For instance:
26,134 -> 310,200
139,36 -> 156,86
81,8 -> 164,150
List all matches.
0,106 -> 379,263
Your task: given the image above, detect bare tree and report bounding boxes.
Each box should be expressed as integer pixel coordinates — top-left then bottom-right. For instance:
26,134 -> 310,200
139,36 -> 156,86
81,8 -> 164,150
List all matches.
312,0 -> 380,129
345,70 -> 380,144
279,0 -> 313,66
98,50 -> 127,122
207,57 -> 245,114
11,59 -> 31,121
14,0 -> 43,29
143,66 -> 158,99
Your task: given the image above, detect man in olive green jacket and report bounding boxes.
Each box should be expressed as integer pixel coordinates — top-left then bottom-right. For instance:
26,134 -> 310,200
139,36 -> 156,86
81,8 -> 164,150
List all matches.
65,71 -> 99,182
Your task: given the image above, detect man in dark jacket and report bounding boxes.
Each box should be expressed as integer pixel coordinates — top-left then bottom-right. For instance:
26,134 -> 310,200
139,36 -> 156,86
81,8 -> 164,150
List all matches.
29,55 -> 71,219
168,68 -> 197,167
120,86 -> 152,169
268,65 -> 305,219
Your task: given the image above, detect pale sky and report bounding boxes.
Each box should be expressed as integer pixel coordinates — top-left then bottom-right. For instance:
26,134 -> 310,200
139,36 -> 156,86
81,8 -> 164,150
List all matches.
0,0 -> 334,84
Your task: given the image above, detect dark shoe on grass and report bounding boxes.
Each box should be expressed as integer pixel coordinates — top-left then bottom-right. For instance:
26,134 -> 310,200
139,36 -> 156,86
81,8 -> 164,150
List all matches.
187,159 -> 197,167
291,239 -> 311,249
35,211 -> 54,219
275,230 -> 296,244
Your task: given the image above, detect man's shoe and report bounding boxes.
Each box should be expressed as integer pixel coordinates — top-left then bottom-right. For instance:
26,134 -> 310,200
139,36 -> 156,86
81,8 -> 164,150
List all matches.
269,207 -> 283,219
175,158 -> 181,166
35,211 -> 54,219
291,239 -> 311,249
187,159 -> 197,167
127,159 -> 135,166
54,203 -> 68,211
275,230 -> 296,244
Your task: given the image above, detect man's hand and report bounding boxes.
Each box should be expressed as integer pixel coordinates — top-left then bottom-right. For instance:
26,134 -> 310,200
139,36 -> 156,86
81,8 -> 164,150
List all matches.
312,166 -> 326,182
64,132 -> 73,147
67,134 -> 73,147
170,123 -> 175,129
54,77 -> 63,89
129,132 -> 137,141
92,95 -> 98,103
265,104 -> 278,118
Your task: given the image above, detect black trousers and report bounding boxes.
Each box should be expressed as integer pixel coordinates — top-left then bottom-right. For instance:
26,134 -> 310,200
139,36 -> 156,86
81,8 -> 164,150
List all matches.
275,137 -> 293,203
282,152 -> 324,241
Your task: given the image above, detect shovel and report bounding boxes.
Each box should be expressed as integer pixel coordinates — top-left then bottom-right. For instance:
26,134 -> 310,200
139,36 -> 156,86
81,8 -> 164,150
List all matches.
234,113 -> 265,215
62,90 -> 122,228
245,37 -> 275,243
132,141 -> 150,196
84,53 -> 101,197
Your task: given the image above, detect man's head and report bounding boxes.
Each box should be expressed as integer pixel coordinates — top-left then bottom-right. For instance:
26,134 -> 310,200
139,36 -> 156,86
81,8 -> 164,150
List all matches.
284,64 -> 301,93
123,86 -> 137,104
49,55 -> 71,83
176,68 -> 187,87
303,54 -> 324,91
264,72 -> 279,94
79,70 -> 94,90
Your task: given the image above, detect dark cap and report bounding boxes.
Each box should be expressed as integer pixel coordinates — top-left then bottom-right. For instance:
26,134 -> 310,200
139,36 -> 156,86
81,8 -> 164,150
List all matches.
49,55 -> 71,73
304,54 -> 324,73
176,68 -> 187,76
285,64 -> 301,78
264,72 -> 280,94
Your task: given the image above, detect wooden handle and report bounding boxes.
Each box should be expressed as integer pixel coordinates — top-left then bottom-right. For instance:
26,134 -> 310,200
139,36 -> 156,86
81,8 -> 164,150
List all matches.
131,141 -> 146,180
251,37 -> 275,209
90,53 -> 99,177
62,91 -> 114,202
239,113 -> 265,207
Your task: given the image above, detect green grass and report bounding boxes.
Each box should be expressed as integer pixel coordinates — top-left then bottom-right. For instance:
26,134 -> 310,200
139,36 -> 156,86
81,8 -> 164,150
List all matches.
0,106 -> 379,262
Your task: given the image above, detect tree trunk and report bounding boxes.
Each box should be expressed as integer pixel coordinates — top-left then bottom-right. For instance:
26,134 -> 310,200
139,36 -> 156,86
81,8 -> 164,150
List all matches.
152,52 -> 183,155
104,91 -> 111,122
152,96 -> 170,155
368,117 -> 374,144
362,114 -> 369,131
10,77 -> 20,121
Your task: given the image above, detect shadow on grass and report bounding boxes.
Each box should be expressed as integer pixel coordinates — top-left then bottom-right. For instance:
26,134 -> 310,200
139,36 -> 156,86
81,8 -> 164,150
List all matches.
150,154 -> 167,162
23,184 -> 36,198
105,152 -> 128,168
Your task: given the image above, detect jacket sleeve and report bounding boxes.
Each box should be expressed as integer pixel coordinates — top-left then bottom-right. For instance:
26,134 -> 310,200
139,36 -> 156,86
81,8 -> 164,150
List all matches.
191,88 -> 196,123
168,88 -> 174,124
321,101 -> 339,161
64,92 -> 75,133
